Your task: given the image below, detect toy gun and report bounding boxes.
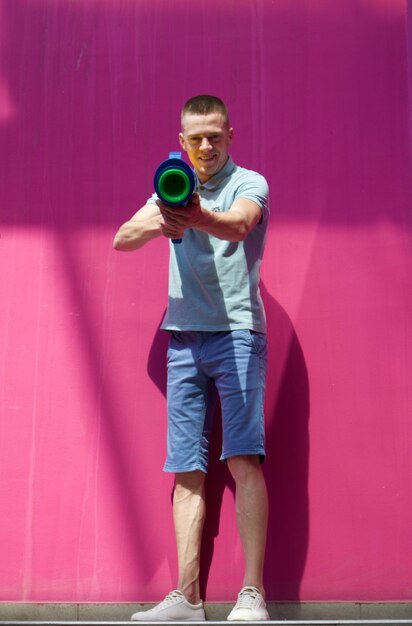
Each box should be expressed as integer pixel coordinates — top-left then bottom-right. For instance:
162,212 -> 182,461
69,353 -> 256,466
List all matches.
154,151 -> 196,244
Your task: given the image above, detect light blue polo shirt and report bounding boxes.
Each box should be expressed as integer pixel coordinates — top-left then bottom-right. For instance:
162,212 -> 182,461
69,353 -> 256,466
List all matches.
148,156 -> 269,332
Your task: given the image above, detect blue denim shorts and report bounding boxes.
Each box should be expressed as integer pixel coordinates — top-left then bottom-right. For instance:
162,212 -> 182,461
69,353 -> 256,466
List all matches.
164,330 -> 267,473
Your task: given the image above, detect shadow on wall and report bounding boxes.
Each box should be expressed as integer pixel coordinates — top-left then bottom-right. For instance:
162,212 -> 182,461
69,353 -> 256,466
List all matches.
147,281 -> 310,601
260,282 -> 310,601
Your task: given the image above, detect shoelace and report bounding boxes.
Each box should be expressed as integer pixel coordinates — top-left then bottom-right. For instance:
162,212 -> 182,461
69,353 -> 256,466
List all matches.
156,590 -> 183,608
236,586 -> 260,607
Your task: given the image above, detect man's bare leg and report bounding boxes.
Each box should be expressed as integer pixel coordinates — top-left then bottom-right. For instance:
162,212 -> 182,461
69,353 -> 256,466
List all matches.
173,470 -> 206,604
227,455 -> 268,594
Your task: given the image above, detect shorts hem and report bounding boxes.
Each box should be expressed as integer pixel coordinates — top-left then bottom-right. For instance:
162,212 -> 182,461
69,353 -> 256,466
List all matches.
220,450 -> 266,463
163,464 -> 208,474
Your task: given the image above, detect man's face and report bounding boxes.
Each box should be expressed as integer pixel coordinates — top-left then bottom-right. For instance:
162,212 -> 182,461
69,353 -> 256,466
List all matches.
179,111 -> 233,183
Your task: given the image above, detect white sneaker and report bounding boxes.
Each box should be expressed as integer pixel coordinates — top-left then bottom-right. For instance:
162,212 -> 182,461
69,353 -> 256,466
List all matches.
227,586 -> 269,621
131,590 -> 206,621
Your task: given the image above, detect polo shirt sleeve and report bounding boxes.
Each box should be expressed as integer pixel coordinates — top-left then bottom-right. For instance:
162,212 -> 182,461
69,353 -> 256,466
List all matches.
234,171 -> 270,216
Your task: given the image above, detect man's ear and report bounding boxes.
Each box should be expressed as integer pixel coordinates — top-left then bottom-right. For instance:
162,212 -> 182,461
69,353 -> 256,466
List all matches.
228,127 -> 234,144
179,132 -> 186,152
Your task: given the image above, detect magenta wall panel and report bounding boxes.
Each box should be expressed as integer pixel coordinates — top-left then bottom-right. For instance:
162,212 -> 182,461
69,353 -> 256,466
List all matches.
1,0 -> 412,603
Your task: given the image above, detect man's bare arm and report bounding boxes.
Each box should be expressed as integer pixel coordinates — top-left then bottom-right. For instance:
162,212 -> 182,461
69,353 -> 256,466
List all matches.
113,203 -> 185,251
113,204 -> 162,251
195,197 -> 262,241
158,194 -> 263,242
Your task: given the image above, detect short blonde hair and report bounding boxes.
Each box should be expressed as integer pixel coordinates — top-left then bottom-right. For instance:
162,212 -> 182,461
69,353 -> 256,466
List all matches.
181,95 -> 229,126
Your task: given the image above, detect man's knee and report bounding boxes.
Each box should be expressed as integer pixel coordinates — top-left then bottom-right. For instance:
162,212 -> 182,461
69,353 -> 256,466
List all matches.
174,470 -> 206,494
227,454 -> 261,484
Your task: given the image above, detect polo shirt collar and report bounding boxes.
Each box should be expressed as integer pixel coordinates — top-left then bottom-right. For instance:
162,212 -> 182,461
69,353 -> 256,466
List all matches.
196,156 -> 236,191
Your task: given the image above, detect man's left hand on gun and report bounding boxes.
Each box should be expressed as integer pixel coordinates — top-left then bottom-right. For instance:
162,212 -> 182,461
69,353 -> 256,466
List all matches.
158,218 -> 184,241
157,192 -> 203,235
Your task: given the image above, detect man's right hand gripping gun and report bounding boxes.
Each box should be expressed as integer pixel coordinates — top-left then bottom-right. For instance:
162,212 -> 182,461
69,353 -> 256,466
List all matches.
154,152 -> 196,244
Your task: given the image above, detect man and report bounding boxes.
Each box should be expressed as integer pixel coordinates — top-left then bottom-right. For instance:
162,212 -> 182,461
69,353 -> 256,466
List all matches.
113,95 -> 270,621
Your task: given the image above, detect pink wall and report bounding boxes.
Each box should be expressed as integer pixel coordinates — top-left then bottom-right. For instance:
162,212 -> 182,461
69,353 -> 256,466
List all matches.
1,0 -> 412,603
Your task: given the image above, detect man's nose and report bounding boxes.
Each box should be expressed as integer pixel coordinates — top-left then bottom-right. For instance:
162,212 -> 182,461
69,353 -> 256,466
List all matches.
199,137 -> 212,150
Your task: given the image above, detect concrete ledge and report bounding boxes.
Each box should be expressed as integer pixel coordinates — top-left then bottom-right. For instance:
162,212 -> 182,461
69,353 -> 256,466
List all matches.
0,603 -> 411,622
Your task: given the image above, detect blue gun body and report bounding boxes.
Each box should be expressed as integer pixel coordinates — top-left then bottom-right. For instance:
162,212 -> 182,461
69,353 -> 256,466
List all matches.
154,152 -> 196,244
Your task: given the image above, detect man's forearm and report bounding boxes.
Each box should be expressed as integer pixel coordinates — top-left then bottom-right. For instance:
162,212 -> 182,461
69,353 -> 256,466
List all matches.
194,199 -> 262,242
113,214 -> 162,251
193,209 -> 251,241
156,196 -> 262,243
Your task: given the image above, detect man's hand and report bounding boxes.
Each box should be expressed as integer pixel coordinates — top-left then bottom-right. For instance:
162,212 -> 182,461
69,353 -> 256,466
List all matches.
159,218 -> 185,240
157,193 -> 204,238
157,193 -> 262,243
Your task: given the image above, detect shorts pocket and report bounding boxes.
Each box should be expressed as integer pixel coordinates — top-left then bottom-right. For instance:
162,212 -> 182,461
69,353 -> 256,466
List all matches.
232,329 -> 267,356
248,330 -> 268,356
